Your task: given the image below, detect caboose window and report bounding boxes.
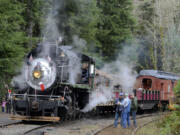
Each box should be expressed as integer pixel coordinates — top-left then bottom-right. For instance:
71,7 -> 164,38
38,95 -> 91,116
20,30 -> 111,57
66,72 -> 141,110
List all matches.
142,78 -> 152,90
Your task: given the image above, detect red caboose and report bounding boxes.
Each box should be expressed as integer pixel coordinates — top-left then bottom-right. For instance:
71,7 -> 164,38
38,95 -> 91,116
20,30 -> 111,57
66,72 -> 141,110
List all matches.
134,70 -> 179,110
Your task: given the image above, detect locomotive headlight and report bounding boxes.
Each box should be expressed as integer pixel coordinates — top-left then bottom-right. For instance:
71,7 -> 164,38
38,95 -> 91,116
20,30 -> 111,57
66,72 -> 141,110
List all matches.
33,70 -> 41,79
26,58 -> 56,90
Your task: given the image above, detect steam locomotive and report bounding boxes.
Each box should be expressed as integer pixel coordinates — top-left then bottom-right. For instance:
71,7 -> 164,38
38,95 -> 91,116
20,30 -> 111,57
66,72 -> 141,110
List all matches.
12,42 -> 95,121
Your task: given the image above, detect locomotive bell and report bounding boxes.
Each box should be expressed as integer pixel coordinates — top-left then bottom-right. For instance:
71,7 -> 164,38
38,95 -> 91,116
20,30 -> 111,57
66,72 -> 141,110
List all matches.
25,58 -> 56,91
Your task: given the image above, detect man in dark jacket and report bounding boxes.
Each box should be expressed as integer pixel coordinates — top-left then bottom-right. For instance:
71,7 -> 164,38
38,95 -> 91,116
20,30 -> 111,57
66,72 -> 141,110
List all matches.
5,93 -> 11,114
113,92 -> 124,127
131,94 -> 138,127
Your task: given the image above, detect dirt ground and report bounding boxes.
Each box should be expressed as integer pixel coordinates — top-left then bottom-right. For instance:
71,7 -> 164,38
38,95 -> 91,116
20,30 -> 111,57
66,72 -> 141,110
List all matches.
97,116 -> 159,135
29,118 -> 114,135
0,112 -> 161,135
0,112 -> 19,125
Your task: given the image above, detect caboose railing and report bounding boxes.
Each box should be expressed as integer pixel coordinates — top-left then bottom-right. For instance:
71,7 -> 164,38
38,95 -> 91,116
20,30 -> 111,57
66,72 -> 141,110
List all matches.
135,89 -> 160,101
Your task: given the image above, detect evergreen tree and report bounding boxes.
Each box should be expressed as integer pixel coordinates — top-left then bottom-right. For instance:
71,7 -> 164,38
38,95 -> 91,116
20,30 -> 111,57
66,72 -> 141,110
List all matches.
135,0 -> 160,71
67,0 -> 100,48
96,0 -> 135,61
22,0 -> 45,47
55,0 -> 100,50
0,0 -> 27,100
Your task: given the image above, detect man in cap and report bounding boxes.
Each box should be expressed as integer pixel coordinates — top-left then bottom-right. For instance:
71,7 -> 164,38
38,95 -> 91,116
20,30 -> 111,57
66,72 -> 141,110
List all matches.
131,94 -> 138,127
119,93 -> 131,128
113,92 -> 124,128
126,94 -> 132,127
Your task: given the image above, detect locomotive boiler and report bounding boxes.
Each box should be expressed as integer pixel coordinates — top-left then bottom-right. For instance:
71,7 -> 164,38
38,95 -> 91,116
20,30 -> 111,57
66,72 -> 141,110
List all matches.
12,42 -> 95,121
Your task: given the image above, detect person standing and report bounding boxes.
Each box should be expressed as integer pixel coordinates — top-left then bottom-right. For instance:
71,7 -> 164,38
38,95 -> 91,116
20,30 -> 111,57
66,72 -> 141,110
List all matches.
131,94 -> 138,127
6,92 -> 12,114
113,92 -> 124,128
120,93 -> 131,128
1,99 -> 6,112
126,94 -> 131,128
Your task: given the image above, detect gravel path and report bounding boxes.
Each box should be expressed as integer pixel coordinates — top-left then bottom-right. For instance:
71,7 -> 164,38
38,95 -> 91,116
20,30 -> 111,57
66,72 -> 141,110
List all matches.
0,124 -> 41,135
0,113 -> 20,125
97,115 -> 161,135
0,112 -> 164,135
26,118 -> 114,135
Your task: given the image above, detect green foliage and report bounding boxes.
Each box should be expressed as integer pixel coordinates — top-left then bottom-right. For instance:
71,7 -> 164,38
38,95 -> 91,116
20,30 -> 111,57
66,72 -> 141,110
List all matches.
0,0 -> 27,99
68,0 -> 100,46
135,0 -> 159,71
22,0 -> 45,42
55,0 -> 100,52
96,0 -> 136,61
159,81 -> 180,135
159,112 -> 180,135
174,80 -> 180,95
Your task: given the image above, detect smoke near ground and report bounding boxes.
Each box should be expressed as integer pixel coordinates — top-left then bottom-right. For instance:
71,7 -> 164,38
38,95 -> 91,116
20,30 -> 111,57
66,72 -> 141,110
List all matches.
102,60 -> 137,93
82,85 -> 114,112
82,44 -> 138,112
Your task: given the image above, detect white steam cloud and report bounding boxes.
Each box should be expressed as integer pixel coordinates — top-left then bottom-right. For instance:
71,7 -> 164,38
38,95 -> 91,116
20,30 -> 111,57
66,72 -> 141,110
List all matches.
11,64 -> 28,90
82,44 -> 138,112
61,47 -> 81,84
73,35 -> 86,51
42,0 -> 62,42
102,61 -> 137,93
82,85 -> 114,112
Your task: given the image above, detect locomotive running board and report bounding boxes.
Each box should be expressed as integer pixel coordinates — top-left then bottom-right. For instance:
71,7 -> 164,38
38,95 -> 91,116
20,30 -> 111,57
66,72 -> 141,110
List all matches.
10,115 -> 60,122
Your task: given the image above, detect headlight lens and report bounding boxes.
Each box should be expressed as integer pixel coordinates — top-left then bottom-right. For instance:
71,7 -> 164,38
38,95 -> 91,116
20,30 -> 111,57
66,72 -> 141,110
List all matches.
33,70 -> 41,79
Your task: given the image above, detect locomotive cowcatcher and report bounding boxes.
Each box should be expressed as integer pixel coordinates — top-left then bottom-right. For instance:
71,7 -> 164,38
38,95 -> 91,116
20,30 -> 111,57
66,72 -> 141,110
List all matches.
11,42 -> 95,121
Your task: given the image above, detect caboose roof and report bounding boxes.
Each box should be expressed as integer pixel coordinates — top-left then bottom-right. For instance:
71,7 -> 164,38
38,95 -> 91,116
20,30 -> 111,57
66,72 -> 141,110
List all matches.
139,70 -> 180,80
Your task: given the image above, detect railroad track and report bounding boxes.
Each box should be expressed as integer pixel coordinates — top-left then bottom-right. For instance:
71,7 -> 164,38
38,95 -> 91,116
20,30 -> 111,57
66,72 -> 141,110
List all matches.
0,121 -> 23,128
23,123 -> 54,135
131,114 -> 167,135
93,112 -> 169,135
0,121 -> 56,135
0,112 -> 169,135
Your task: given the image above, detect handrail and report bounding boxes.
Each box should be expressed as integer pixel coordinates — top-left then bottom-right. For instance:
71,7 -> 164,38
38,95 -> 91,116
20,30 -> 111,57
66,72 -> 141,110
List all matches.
13,94 -> 61,98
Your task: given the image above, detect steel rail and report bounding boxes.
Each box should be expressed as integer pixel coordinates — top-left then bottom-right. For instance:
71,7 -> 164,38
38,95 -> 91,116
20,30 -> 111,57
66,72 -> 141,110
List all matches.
0,121 -> 23,128
93,112 -> 169,135
131,113 -> 169,135
23,123 -> 55,135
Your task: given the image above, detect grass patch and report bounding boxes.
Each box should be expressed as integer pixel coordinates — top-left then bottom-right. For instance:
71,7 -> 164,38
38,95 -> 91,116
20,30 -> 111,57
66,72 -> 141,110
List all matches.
136,120 -> 163,135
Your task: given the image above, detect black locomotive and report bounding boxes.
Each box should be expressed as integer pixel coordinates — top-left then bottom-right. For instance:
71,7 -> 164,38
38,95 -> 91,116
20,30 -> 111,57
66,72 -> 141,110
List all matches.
12,42 -> 95,121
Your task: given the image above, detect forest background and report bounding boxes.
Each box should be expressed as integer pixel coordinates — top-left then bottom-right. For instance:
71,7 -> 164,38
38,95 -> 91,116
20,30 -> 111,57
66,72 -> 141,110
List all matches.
0,0 -> 180,134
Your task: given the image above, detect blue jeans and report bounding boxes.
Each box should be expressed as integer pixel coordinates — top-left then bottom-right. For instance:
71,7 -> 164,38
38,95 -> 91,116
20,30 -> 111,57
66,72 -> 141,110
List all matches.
122,111 -> 127,128
114,111 -> 122,127
2,107 -> 4,112
127,112 -> 130,127
132,110 -> 137,127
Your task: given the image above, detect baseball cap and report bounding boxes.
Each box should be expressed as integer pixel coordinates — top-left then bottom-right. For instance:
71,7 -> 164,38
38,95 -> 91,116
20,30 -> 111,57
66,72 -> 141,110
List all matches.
119,92 -> 124,96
